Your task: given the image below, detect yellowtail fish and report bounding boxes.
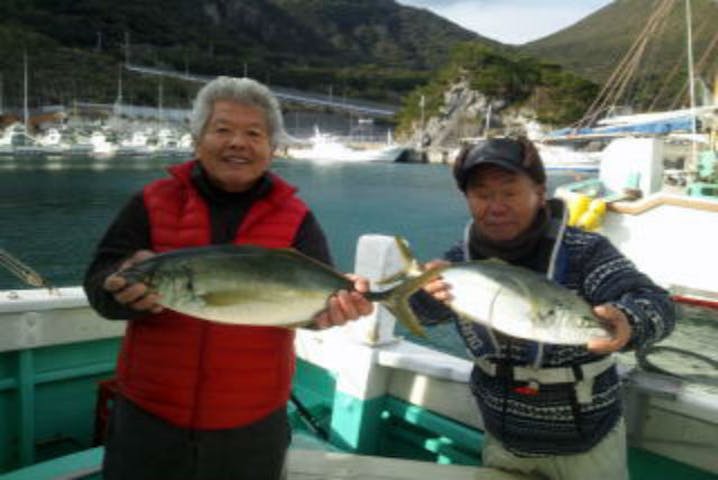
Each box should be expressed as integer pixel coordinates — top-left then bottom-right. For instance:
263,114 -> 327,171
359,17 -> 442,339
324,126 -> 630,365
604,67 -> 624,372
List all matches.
119,244 -> 429,336
391,237 -> 611,345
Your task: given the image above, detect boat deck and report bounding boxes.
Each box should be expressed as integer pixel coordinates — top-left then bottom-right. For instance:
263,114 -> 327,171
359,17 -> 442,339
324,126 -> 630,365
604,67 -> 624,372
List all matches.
2,447 -> 533,480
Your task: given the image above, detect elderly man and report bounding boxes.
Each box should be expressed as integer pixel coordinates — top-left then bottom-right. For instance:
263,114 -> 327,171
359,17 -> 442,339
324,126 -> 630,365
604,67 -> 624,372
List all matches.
421,136 -> 674,480
84,76 -> 372,480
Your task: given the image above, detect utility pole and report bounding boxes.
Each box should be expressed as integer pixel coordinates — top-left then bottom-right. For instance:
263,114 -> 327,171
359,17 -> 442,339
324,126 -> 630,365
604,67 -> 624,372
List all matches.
124,31 -> 131,66
419,94 -> 425,149
116,64 -> 123,106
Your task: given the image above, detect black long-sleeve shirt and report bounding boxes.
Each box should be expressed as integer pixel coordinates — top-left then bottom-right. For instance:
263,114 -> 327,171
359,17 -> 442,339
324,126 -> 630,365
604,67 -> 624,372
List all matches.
84,165 -> 332,319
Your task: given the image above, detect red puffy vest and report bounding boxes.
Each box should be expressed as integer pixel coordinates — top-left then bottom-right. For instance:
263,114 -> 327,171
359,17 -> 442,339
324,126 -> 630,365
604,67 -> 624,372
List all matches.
115,160 -> 309,429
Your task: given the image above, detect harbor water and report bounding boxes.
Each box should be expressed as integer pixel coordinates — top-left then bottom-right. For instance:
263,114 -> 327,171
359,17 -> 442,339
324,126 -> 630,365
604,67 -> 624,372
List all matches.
0,154 -> 589,289
0,154 -> 716,387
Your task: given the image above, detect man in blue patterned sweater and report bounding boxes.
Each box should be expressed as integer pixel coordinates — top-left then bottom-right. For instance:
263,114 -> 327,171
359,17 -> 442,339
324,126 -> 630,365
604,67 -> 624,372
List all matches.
418,137 -> 675,480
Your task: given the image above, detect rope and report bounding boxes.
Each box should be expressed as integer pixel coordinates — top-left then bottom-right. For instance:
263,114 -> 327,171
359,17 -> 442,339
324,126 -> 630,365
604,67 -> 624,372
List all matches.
668,29 -> 718,110
575,0 -> 677,129
636,345 -> 718,386
0,248 -> 53,289
648,16 -> 713,110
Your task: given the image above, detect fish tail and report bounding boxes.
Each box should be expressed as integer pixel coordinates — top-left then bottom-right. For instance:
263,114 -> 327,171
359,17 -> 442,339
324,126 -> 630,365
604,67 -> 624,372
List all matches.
393,235 -> 423,277
375,236 -> 423,285
0,248 -> 52,289
366,269 -> 442,338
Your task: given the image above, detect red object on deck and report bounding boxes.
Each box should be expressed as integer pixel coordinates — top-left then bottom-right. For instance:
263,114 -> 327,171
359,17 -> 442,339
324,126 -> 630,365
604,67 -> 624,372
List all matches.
671,295 -> 718,310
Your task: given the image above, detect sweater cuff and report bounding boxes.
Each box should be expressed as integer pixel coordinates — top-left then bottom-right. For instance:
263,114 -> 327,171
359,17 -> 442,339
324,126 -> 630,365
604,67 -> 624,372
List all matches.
609,302 -> 640,352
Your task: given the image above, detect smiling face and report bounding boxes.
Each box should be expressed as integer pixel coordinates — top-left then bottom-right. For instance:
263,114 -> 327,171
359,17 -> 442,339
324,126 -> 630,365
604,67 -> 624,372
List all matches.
195,100 -> 274,193
465,164 -> 546,243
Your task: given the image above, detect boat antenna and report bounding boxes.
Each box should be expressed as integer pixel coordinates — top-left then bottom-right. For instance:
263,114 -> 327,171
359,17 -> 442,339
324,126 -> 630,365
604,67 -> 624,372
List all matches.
685,0 -> 698,179
0,248 -> 54,291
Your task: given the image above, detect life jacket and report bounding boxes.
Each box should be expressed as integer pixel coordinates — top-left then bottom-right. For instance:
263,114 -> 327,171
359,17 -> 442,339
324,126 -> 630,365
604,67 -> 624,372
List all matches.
115,160 -> 308,429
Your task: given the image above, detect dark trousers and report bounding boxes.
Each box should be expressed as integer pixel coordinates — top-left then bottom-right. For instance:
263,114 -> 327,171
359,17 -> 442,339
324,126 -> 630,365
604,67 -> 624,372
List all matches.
103,395 -> 290,480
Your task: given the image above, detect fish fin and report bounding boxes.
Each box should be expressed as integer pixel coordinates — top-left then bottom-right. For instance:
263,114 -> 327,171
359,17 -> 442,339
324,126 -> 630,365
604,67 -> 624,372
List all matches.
393,236 -> 423,277
376,270 -> 407,286
482,257 -> 509,265
381,296 -> 427,337
375,236 -> 424,286
369,268 -> 446,338
283,318 -> 315,329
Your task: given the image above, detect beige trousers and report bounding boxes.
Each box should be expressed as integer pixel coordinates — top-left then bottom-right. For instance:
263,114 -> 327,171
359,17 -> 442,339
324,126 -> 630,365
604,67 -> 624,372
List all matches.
482,419 -> 629,480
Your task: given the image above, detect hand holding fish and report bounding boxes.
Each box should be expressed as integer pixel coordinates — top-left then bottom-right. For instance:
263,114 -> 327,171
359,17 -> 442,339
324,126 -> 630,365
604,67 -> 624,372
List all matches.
104,250 -> 164,314
313,274 -> 374,329
587,304 -> 632,354
421,259 -> 453,303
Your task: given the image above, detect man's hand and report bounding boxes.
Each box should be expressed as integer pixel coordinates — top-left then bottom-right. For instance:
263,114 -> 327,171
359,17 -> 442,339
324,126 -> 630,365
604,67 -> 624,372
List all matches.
103,250 -> 163,314
422,259 -> 453,303
313,275 -> 374,329
587,304 -> 632,354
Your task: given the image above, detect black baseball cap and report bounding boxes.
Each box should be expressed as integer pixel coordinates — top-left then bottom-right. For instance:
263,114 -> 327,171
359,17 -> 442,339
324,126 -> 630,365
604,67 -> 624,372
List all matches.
453,137 -> 546,191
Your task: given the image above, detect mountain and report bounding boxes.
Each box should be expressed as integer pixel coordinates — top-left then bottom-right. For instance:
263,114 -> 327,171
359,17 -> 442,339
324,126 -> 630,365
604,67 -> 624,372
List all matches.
0,0 -> 498,108
520,0 -> 718,111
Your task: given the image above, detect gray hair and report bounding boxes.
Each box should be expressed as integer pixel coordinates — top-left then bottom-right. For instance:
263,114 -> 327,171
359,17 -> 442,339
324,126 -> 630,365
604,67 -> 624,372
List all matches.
190,76 -> 287,147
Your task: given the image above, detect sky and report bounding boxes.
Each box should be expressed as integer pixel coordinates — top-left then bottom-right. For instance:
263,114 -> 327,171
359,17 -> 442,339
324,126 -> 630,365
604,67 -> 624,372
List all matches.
395,0 -> 613,45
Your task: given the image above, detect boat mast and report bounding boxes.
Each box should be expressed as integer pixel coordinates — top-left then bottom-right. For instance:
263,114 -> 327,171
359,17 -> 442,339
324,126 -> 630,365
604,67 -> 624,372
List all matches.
116,64 -> 123,106
23,52 -> 28,132
685,0 -> 698,175
157,79 -> 163,127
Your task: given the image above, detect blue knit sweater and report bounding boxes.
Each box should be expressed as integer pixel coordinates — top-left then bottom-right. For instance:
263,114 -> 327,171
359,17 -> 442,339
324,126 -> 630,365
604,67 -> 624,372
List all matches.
413,199 -> 675,455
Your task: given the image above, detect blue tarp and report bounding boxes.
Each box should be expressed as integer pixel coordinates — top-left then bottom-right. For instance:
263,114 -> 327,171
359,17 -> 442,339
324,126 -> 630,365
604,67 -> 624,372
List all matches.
549,115 -> 698,137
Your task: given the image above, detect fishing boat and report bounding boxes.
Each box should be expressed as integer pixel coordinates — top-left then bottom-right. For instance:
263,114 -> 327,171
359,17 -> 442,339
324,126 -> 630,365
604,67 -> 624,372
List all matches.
534,142 -> 601,173
554,134 -> 718,306
0,233 -> 716,479
285,127 -> 407,164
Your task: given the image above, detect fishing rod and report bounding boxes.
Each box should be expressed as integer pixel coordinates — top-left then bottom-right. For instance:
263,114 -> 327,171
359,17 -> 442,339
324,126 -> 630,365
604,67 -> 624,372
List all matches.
289,393 -> 329,441
0,248 -> 54,290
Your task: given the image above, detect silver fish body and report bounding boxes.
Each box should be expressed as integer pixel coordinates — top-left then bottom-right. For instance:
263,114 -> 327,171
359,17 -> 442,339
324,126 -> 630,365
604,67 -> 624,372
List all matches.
436,261 -> 609,345
122,245 -> 358,327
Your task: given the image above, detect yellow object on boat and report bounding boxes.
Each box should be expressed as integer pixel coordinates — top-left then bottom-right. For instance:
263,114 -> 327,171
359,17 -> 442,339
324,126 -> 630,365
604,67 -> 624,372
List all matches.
577,199 -> 607,231
567,194 -> 592,226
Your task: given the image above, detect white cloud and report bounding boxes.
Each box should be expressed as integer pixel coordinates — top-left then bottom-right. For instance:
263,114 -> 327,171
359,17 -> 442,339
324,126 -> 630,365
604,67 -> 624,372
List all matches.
397,0 -> 612,45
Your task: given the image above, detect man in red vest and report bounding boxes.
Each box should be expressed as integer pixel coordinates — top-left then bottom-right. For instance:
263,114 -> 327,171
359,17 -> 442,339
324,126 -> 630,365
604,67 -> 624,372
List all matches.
84,76 -> 373,480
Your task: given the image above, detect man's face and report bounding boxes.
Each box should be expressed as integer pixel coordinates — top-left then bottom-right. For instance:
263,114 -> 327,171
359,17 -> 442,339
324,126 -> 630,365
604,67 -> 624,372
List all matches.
195,100 -> 274,193
465,164 -> 546,243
